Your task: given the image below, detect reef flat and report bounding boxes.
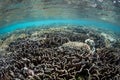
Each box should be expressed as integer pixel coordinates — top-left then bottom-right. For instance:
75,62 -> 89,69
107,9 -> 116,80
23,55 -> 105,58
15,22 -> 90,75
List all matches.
0,25 -> 120,80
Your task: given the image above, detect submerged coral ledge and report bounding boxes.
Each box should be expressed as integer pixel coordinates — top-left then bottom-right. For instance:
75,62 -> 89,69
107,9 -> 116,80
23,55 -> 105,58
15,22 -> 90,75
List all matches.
0,27 -> 120,80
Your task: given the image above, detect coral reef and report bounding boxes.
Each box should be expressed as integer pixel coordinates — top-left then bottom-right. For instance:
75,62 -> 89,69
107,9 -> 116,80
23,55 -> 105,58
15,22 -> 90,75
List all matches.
101,32 -> 116,47
0,27 -> 120,80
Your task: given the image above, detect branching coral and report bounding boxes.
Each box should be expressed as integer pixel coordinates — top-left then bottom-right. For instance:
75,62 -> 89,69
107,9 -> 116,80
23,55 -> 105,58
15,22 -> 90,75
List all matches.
0,27 -> 119,80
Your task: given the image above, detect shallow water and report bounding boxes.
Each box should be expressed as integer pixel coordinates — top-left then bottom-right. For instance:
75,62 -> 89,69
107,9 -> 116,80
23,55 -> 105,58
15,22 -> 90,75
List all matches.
0,0 -> 120,26
0,19 -> 120,34
0,0 -> 120,36
0,0 -> 120,80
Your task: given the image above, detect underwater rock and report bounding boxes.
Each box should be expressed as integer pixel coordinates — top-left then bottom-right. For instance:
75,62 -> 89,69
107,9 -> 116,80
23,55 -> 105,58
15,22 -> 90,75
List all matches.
61,41 -> 90,51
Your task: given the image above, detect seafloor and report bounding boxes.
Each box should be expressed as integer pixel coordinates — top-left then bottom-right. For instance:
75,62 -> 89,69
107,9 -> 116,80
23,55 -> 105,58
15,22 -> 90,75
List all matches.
0,25 -> 120,80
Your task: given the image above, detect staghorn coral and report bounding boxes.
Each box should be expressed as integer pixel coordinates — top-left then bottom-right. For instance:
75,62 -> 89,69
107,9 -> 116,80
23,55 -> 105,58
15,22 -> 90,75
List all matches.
97,47 -> 120,65
1,42 -> 94,80
96,47 -> 120,80
0,27 -> 120,80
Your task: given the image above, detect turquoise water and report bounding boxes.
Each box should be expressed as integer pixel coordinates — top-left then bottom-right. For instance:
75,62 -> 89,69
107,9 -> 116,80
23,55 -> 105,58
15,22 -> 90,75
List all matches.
0,19 -> 120,35
0,0 -> 120,35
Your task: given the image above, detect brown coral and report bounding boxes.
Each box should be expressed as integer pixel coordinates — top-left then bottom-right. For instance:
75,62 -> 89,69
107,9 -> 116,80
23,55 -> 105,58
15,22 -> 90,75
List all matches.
0,27 -> 120,80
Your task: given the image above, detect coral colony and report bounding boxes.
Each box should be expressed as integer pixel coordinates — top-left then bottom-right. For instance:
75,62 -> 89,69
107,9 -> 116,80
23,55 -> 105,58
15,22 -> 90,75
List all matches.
0,26 -> 120,80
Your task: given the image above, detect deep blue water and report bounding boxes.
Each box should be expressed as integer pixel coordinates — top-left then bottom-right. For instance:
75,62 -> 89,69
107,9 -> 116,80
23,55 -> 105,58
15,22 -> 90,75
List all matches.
0,19 -> 120,35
